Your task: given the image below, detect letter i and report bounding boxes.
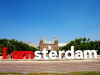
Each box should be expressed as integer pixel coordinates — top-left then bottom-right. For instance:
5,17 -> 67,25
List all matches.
2,47 -> 8,59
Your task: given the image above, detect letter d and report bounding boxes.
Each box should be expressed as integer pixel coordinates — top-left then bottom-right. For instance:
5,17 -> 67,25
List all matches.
65,46 -> 74,59
2,47 -> 8,59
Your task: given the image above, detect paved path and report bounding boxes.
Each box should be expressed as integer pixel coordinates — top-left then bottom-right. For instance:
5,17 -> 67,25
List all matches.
0,60 -> 100,73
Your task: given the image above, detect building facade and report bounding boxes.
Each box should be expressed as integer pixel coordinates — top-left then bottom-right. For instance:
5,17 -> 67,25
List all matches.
26,36 -> 70,51
40,36 -> 58,52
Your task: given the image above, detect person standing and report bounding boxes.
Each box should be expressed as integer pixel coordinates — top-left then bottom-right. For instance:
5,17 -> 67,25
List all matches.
61,54 -> 63,59
10,52 -> 13,59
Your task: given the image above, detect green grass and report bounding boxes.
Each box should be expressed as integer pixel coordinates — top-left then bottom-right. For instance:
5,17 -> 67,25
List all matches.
0,71 -> 100,75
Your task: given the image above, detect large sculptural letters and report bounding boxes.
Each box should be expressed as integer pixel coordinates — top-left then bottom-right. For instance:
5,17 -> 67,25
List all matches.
2,46 -> 97,59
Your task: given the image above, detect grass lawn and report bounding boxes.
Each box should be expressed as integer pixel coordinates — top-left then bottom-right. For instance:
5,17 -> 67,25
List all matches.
0,71 -> 100,75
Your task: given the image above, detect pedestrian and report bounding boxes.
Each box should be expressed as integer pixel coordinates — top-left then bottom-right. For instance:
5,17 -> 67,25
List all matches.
61,54 -> 63,59
10,52 -> 13,59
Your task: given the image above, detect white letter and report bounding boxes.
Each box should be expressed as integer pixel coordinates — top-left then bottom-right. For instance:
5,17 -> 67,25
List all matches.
42,48 -> 48,59
65,46 -> 74,59
84,50 -> 97,59
75,50 -> 83,59
49,51 -> 57,59
59,50 -> 65,59
34,51 -> 41,59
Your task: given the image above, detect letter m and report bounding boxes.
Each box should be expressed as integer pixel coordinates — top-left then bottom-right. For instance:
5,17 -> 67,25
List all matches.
84,50 -> 97,59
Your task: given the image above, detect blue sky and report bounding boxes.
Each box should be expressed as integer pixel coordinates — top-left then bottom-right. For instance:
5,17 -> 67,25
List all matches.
0,0 -> 100,43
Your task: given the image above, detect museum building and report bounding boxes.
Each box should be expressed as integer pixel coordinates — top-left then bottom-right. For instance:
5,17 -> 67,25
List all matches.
26,36 -> 70,52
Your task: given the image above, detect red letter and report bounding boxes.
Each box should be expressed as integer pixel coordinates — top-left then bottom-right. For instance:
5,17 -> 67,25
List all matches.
12,51 -> 20,59
20,51 -> 34,59
2,47 -> 8,59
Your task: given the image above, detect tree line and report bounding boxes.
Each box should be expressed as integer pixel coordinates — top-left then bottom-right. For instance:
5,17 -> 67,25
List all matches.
59,37 -> 100,54
0,38 -> 37,54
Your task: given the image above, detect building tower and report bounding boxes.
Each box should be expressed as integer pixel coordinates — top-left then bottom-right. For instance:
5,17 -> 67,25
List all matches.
53,36 -> 55,41
55,37 -> 58,51
40,37 -> 43,51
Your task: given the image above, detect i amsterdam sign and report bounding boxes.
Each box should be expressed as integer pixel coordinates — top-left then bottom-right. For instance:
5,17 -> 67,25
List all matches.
2,46 -> 97,59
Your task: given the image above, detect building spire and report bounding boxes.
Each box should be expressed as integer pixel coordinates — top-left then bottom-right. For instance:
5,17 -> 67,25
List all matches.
40,37 -> 43,41
43,36 -> 45,41
53,36 -> 55,41
55,37 -> 58,41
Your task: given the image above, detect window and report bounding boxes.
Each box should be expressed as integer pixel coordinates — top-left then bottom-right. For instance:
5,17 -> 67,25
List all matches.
44,45 -> 46,46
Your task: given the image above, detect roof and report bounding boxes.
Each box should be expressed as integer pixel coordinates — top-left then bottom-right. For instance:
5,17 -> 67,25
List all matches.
26,43 -> 39,48
43,41 -> 54,44
27,43 -> 68,47
58,43 -> 67,47
40,36 -> 58,44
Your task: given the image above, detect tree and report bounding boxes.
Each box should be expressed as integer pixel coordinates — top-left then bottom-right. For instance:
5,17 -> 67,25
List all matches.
59,37 -> 100,54
0,38 -> 37,53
